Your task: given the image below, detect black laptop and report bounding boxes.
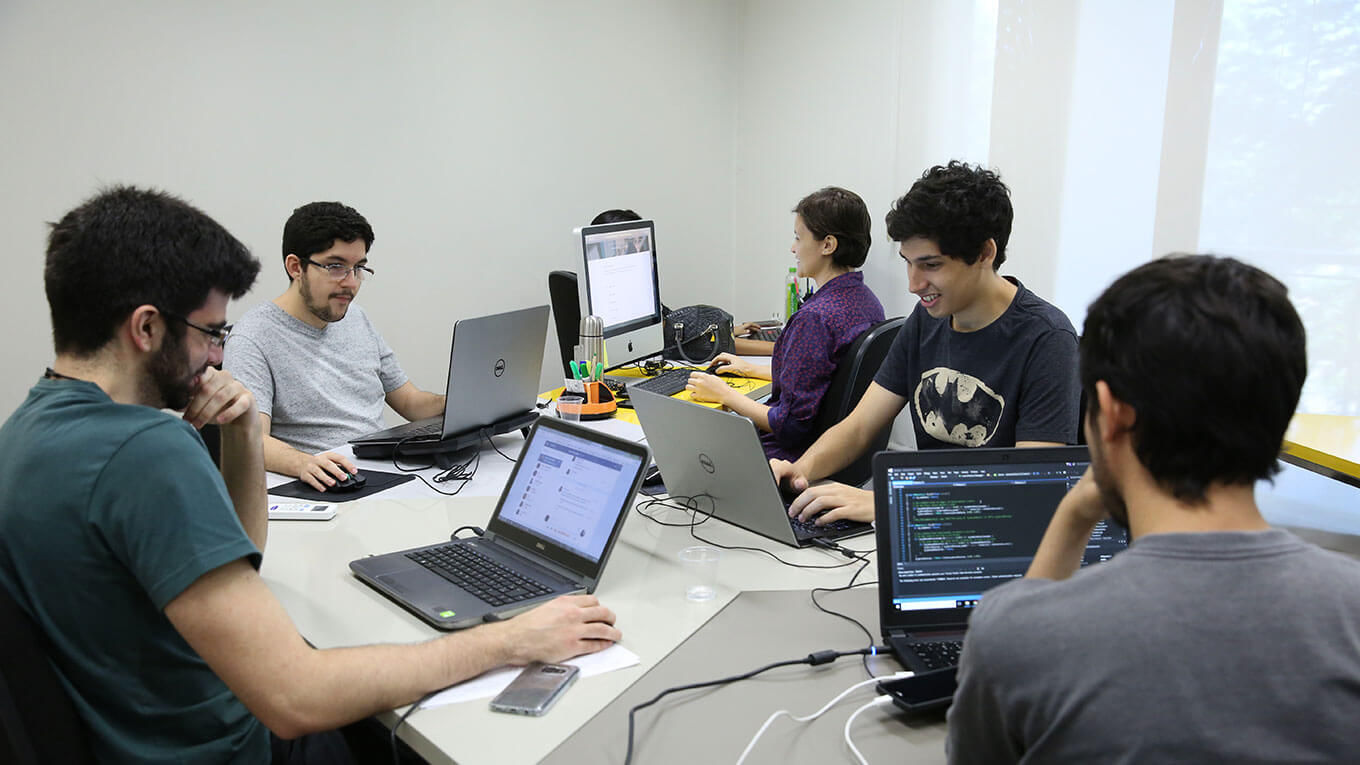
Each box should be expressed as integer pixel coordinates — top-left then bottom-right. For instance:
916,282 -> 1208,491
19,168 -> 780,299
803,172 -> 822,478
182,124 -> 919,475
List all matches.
350,416 -> 650,630
873,446 -> 1128,672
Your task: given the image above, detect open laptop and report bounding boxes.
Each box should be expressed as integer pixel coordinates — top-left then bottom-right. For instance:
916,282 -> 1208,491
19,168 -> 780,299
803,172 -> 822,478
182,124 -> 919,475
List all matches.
350,304 -> 548,459
630,390 -> 872,548
350,416 -> 650,630
873,446 -> 1128,672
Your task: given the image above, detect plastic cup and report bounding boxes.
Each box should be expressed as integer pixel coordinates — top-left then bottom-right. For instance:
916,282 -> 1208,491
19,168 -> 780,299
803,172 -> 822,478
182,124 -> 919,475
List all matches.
678,545 -> 720,602
556,394 -> 584,422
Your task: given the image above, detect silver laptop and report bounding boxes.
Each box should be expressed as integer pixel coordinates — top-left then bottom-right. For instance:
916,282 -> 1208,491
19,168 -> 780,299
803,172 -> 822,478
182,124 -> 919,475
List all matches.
350,416 -> 650,630
630,390 -> 872,548
350,304 -> 548,458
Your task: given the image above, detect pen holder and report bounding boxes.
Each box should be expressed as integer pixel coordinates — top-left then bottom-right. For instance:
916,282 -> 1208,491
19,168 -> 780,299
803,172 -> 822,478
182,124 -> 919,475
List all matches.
558,379 -> 616,420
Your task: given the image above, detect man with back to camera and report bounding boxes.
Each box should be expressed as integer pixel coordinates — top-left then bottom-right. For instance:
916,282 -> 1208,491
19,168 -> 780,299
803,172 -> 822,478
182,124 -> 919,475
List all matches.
0,187 -> 621,762
223,201 -> 446,492
947,254 -> 1360,762
774,161 -> 1080,524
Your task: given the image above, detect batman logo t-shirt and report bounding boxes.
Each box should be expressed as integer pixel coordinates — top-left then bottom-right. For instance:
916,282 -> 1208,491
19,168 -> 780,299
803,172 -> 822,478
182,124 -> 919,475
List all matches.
873,278 -> 1080,450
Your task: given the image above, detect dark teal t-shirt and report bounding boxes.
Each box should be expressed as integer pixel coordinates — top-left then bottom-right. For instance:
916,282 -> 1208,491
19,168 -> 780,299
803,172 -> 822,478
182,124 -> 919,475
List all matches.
0,379 -> 267,763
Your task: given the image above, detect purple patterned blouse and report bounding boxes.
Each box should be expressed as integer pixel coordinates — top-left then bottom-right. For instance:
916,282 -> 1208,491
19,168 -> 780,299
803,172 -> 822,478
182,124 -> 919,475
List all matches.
761,271 -> 885,461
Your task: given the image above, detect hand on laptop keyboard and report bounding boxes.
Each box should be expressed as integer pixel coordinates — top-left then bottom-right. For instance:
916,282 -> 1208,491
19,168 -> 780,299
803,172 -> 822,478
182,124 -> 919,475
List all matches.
785,481 -> 875,525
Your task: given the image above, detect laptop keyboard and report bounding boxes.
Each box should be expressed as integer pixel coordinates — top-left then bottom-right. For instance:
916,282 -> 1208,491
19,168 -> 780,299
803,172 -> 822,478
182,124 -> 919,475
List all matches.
627,368 -> 694,397
407,544 -> 556,607
403,419 -> 443,438
913,640 -> 963,670
791,515 -> 859,535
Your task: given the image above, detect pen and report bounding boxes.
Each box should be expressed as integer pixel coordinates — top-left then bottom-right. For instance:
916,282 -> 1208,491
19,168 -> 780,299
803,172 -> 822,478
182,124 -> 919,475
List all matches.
570,361 -> 581,380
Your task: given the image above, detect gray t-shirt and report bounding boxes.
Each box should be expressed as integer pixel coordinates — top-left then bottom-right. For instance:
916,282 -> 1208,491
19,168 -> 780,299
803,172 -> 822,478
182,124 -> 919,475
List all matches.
873,277 -> 1078,448
223,302 -> 408,454
948,529 -> 1360,763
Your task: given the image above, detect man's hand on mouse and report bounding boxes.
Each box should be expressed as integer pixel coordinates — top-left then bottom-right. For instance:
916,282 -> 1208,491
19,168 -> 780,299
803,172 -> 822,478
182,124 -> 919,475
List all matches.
297,453 -> 359,492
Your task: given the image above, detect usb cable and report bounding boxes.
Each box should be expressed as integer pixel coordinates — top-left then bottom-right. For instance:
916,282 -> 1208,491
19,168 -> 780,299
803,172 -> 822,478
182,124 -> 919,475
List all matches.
734,671 -> 911,764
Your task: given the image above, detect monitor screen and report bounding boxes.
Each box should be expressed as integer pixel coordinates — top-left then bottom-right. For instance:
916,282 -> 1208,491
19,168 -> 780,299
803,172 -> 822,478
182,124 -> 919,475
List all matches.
577,219 -> 664,367
883,456 -> 1127,613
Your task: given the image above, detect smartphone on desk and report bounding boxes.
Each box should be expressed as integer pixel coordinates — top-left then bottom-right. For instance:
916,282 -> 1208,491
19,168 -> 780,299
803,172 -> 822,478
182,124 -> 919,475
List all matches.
489,662 -> 579,716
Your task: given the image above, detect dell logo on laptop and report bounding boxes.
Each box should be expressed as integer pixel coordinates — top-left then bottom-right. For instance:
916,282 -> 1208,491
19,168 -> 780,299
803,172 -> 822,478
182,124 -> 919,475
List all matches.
494,359 -> 506,377
698,454 -> 715,473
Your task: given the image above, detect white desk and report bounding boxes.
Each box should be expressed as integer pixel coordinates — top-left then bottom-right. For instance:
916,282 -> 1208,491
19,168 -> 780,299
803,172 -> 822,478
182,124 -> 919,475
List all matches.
260,490 -> 879,764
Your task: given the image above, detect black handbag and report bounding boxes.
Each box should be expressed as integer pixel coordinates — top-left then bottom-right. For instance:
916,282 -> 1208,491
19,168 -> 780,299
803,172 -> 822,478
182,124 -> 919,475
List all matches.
664,304 -> 735,364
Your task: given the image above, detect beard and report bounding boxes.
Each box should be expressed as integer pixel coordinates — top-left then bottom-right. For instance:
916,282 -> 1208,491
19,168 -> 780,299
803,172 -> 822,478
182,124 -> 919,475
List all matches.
1089,436 -> 1130,529
299,272 -> 353,323
146,327 -> 202,411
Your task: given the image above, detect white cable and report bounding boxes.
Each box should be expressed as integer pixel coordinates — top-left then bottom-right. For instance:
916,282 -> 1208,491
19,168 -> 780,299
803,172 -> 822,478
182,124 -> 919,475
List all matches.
734,671 -> 911,765
844,695 -> 894,765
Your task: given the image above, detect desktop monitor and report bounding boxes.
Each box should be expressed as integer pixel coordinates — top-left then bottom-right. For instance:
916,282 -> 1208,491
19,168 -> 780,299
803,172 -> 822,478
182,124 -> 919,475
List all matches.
575,219 -> 664,368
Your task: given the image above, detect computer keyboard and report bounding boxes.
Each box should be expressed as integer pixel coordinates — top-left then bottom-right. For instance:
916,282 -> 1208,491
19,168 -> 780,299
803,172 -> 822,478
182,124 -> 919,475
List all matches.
912,640 -> 963,670
755,327 -> 782,342
406,544 -> 555,607
626,368 -> 695,397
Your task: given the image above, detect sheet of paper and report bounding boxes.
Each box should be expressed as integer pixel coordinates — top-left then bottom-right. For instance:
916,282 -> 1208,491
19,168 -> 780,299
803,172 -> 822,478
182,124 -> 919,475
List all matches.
419,643 -> 640,709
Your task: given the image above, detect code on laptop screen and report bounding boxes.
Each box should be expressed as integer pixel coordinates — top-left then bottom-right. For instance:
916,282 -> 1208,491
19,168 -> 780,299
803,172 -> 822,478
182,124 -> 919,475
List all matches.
885,460 -> 1127,612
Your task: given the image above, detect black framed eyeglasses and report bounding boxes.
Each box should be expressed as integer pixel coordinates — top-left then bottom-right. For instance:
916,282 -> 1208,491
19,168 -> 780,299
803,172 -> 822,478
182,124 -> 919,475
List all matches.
161,312 -> 232,348
299,256 -> 375,282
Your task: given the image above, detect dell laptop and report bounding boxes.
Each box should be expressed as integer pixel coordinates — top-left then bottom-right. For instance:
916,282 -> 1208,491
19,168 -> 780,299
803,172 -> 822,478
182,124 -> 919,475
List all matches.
630,390 -> 872,548
873,446 -> 1128,672
350,304 -> 549,458
350,416 -> 650,629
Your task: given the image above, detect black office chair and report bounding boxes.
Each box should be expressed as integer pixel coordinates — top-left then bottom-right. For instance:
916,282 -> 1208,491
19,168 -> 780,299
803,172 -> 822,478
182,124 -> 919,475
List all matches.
811,316 -> 906,487
0,586 -> 94,764
547,270 -> 579,378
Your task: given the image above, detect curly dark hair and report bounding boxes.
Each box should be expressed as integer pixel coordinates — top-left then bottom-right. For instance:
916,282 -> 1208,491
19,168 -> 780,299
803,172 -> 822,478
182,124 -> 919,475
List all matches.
884,161 -> 1012,269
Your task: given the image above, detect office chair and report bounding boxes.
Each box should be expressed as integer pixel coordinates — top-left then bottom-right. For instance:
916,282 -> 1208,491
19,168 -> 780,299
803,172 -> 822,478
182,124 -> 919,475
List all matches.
547,270 -> 579,378
0,586 -> 94,764
812,316 -> 906,487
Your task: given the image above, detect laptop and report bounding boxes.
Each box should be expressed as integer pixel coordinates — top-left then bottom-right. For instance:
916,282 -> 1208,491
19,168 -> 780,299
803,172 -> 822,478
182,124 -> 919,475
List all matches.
350,416 -> 650,630
873,446 -> 1128,672
350,305 -> 549,458
630,390 -> 872,548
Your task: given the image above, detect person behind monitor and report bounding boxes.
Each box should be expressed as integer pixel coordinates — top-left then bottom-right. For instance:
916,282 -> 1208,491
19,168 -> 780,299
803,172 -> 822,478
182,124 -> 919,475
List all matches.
686,186 -> 884,461
947,254 -> 1360,762
774,161 -> 1080,524
223,201 -> 446,491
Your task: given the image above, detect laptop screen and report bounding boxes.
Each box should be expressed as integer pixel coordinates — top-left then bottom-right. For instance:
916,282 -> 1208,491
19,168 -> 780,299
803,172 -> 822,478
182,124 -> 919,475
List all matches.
877,448 -> 1127,623
493,419 -> 646,565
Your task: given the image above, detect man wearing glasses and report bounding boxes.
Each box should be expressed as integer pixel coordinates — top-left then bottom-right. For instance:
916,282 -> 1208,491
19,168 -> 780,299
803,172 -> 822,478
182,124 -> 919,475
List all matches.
0,187 -> 621,761
224,202 -> 445,491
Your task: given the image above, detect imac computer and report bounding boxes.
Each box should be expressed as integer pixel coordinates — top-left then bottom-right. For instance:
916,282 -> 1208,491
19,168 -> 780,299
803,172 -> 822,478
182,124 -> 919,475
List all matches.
575,219 -> 664,368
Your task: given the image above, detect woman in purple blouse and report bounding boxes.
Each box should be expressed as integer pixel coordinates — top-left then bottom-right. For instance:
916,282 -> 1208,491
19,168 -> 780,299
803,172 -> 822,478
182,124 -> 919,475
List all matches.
687,187 -> 885,461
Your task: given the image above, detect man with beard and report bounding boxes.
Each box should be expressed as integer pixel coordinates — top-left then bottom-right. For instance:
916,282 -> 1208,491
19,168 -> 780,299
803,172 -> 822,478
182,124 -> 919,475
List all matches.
224,202 -> 445,491
946,255 -> 1360,762
0,187 -> 621,762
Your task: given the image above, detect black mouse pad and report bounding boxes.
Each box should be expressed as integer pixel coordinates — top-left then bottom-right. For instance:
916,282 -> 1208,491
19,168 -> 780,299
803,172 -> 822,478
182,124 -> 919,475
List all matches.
268,469 -> 415,502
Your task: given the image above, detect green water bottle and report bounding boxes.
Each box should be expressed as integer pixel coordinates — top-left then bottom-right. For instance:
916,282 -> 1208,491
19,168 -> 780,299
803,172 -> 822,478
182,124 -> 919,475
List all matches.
784,267 -> 801,322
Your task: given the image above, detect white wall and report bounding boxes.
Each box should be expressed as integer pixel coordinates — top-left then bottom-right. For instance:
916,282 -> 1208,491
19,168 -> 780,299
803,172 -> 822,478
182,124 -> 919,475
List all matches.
0,0 -> 739,410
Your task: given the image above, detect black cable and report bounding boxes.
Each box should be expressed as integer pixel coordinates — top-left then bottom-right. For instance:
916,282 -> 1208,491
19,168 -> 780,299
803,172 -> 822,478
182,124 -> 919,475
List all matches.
808,559 -> 881,677
450,525 -> 485,540
635,494 -> 863,570
623,648 -> 873,765
385,429 -> 519,496
389,688 -> 441,765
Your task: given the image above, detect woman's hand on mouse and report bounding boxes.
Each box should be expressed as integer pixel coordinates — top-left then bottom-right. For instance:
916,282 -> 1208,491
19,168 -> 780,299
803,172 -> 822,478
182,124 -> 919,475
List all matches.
705,353 -> 759,377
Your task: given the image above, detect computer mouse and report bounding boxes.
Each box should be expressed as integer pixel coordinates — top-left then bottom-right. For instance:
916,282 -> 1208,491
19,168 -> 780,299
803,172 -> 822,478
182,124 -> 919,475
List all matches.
332,472 -> 367,492
704,359 -> 733,376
